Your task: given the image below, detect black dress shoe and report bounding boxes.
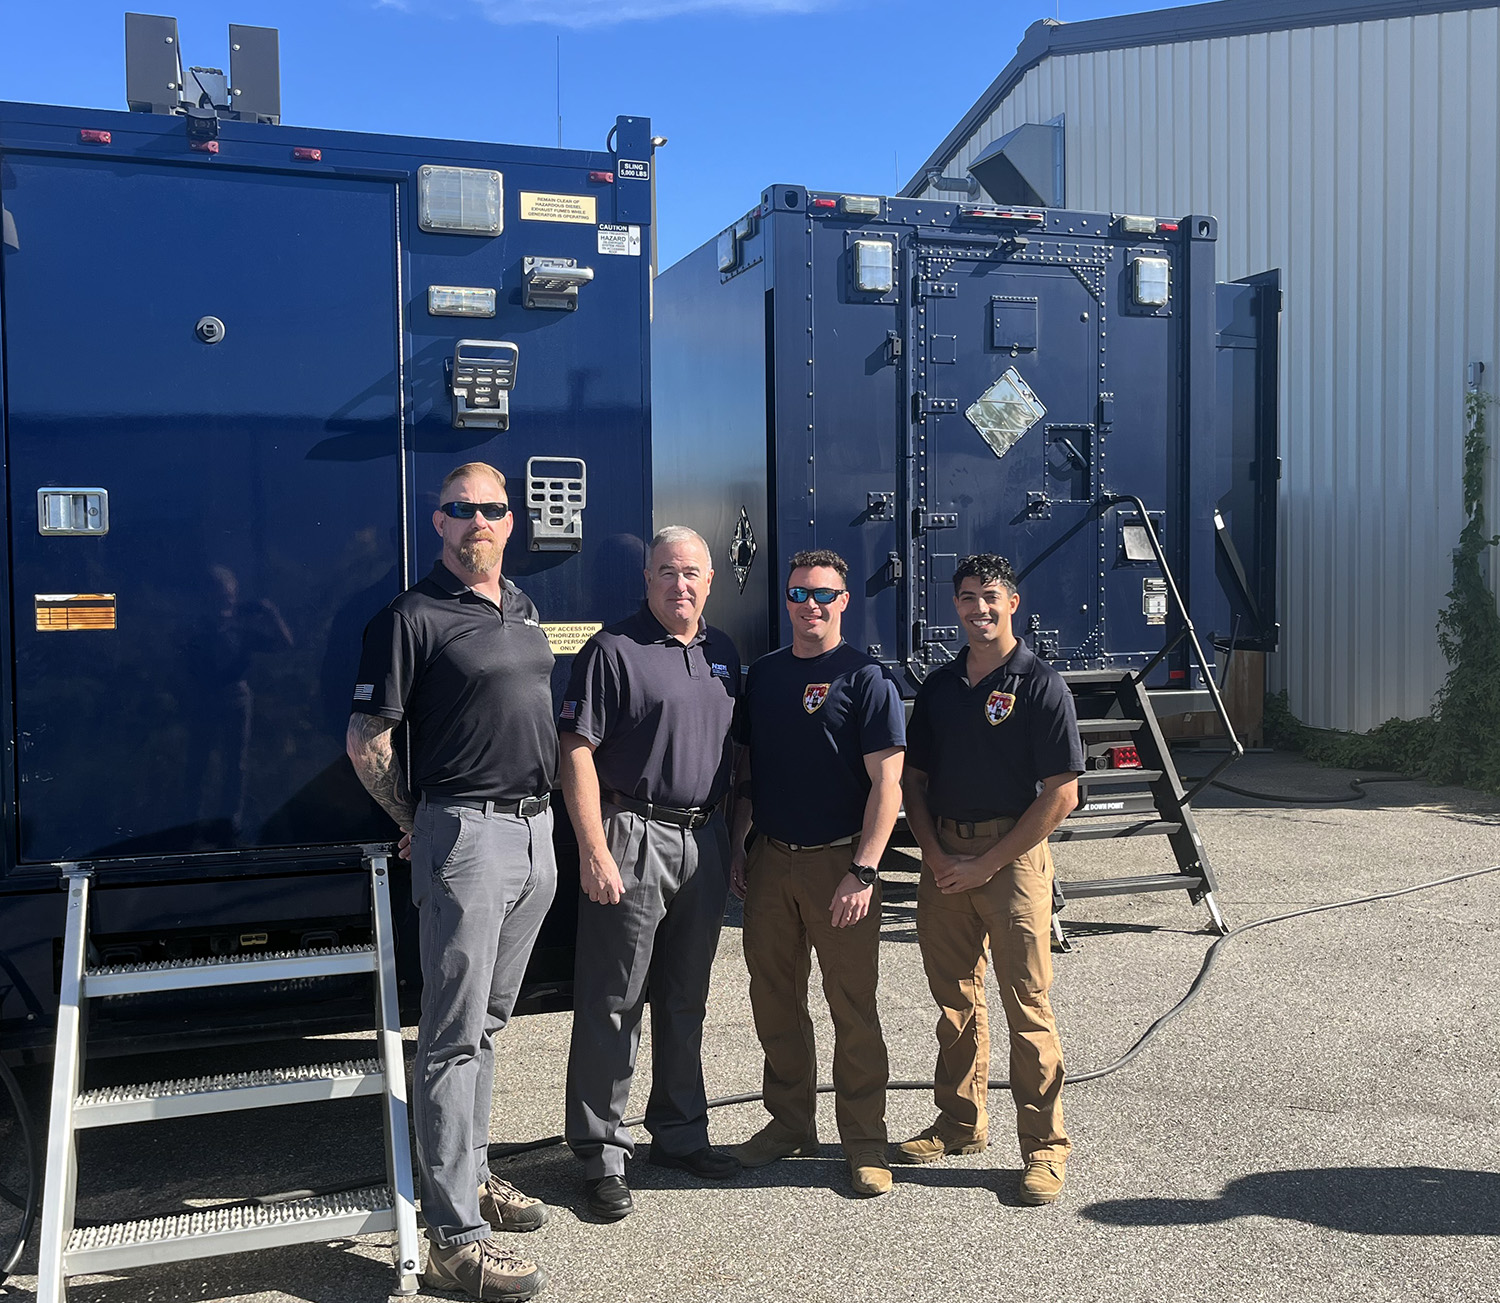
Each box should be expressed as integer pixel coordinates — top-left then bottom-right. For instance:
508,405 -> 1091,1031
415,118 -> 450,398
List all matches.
646,1145 -> 743,1181
584,1174 -> 634,1221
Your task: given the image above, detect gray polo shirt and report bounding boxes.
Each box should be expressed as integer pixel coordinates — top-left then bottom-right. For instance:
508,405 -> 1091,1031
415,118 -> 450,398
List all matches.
558,606 -> 740,809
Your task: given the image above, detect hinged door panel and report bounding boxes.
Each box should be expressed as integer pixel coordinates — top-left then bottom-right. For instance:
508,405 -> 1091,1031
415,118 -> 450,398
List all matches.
1,158 -> 402,861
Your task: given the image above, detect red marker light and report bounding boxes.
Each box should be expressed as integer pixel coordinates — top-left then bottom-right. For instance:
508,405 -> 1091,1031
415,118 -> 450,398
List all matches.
1158,221 -> 1179,232
79,129 -> 111,145
810,197 -> 837,209
1168,669 -> 1186,680
1106,744 -> 1142,770
191,139 -> 220,154
589,170 -> 615,184
292,146 -> 322,161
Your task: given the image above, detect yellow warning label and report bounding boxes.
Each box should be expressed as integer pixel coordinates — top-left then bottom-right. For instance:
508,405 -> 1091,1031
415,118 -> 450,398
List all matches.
36,594 -> 117,631
519,191 -> 597,225
542,621 -> 602,655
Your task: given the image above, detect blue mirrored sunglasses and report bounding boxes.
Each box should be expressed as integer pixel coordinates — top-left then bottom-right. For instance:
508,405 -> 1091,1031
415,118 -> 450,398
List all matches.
786,586 -> 846,604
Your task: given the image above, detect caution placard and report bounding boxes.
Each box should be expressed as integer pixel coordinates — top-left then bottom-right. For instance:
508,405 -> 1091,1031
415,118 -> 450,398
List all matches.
520,191 -> 597,225
542,621 -> 602,655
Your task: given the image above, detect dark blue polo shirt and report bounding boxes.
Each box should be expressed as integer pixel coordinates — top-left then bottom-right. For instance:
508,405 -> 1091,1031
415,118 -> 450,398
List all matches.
738,641 -> 905,846
558,605 -> 740,809
352,561 -> 557,803
906,641 -> 1084,821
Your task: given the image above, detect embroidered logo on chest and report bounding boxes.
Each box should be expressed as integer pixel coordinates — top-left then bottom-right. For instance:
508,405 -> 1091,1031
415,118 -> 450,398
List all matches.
803,683 -> 831,714
985,690 -> 1017,725
710,661 -> 732,681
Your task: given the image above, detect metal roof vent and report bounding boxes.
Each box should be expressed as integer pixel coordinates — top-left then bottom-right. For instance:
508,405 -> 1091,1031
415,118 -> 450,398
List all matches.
968,120 -> 1064,209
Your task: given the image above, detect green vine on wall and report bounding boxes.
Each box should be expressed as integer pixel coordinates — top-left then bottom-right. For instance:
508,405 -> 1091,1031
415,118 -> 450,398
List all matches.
1268,388 -> 1500,794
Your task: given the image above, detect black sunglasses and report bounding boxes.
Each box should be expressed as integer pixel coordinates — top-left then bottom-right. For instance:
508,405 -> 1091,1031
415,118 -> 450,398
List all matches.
786,586 -> 846,605
439,501 -> 510,521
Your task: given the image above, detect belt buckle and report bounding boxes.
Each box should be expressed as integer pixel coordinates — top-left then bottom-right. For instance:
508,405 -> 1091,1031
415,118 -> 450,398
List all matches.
518,795 -> 546,818
956,821 -> 976,839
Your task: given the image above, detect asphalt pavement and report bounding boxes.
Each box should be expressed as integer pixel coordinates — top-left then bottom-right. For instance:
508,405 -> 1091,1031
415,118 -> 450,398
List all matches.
2,751 -> 1498,1303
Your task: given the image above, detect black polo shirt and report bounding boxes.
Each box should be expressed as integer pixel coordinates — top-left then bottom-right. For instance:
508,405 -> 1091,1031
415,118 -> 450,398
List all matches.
352,561 -> 557,803
737,641 -> 905,846
906,641 -> 1084,822
558,605 -> 740,809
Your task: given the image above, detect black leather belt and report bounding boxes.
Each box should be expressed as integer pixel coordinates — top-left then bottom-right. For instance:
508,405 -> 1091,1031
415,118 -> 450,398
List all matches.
939,814 -> 1017,839
603,790 -> 714,830
767,835 -> 856,852
427,793 -> 551,817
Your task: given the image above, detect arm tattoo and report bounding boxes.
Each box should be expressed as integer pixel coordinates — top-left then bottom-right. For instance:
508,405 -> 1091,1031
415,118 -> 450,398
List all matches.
346,714 -> 417,831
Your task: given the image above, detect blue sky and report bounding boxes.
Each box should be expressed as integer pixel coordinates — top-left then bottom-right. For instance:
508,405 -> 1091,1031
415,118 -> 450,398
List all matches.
0,0 -> 1198,266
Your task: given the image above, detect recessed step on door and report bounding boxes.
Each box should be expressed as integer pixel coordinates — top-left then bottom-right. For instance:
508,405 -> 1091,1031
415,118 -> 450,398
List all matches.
85,945 -> 376,997
64,1185 -> 396,1274
74,1058 -> 384,1128
1076,768 -> 1166,787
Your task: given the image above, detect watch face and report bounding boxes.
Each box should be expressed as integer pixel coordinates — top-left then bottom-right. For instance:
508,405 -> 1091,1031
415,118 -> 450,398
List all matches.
855,864 -> 879,885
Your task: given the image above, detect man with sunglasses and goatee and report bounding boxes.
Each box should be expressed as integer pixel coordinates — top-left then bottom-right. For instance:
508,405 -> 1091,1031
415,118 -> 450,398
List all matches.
728,549 -> 905,1197
349,462 -> 554,1302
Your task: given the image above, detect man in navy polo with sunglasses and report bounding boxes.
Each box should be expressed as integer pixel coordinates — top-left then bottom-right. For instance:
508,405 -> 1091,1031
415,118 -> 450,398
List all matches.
728,549 -> 905,1198
350,461 -> 555,1302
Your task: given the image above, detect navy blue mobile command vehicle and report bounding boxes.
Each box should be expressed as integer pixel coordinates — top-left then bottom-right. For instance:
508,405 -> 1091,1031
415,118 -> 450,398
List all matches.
0,15 -> 659,1058
654,178 -> 1281,935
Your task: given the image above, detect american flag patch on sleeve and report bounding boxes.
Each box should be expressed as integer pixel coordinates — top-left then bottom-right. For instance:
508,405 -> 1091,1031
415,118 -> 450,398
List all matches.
352,684 -> 375,702
559,700 -> 578,720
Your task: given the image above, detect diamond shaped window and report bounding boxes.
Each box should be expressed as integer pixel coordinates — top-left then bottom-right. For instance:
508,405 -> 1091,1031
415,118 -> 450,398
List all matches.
966,367 -> 1047,458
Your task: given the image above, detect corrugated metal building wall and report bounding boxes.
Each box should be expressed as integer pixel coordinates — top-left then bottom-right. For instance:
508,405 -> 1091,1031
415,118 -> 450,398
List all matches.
907,1 -> 1500,734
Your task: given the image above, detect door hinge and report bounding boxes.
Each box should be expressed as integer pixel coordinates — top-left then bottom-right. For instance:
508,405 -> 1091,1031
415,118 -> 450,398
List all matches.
913,393 -> 959,419
914,510 -> 958,533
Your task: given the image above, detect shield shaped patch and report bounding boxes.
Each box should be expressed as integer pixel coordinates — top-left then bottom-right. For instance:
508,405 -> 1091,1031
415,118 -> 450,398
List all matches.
803,683 -> 831,714
985,690 -> 1016,725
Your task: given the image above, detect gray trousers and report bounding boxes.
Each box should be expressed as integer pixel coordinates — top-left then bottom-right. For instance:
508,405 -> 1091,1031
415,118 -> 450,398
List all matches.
565,806 -> 730,1179
411,799 -> 557,1247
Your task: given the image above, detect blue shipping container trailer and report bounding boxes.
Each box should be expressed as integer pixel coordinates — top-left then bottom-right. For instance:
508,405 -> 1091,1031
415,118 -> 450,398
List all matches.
0,18 -> 658,1054
654,186 -> 1280,685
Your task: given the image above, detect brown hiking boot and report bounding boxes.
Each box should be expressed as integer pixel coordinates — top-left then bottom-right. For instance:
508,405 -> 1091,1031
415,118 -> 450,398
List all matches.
731,1122 -> 819,1169
892,1123 -> 987,1165
848,1153 -> 893,1197
422,1236 -> 546,1301
1019,1158 -> 1066,1205
479,1174 -> 550,1232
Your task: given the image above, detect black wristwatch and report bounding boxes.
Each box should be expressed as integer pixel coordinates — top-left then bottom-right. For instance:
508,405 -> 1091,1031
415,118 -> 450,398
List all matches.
851,863 -> 879,886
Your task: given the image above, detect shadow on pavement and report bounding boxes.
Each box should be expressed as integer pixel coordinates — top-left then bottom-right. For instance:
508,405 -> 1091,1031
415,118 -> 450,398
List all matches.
1080,1166 -> 1500,1235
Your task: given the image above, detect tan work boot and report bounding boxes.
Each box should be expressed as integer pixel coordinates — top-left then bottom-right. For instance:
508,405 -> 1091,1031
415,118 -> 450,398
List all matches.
1019,1158 -> 1066,1205
848,1153 -> 893,1197
731,1122 -> 819,1169
892,1122 -> 987,1165
423,1236 -> 546,1300
479,1174 -> 550,1232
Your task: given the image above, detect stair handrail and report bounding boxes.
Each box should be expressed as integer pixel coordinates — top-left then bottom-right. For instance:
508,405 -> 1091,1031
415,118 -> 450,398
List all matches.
1102,494 -> 1244,802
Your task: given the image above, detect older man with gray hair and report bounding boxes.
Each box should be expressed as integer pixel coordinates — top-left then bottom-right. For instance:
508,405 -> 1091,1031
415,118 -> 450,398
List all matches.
558,525 -> 743,1220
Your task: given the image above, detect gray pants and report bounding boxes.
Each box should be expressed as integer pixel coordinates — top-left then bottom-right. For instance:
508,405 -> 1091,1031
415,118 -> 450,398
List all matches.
411,799 -> 557,1247
565,807 -> 730,1179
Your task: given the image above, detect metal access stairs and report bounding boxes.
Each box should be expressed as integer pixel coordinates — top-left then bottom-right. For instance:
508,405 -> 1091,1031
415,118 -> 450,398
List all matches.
36,849 -> 419,1300
1046,495 -> 1243,945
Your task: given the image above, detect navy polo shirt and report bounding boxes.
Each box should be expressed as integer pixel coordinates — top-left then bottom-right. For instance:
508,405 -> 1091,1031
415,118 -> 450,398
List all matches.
906,640 -> 1084,822
738,641 -> 905,846
352,561 -> 557,803
558,605 -> 740,809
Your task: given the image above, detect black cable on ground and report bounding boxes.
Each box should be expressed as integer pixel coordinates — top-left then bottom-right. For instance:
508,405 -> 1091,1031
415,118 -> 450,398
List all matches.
0,1053 -> 40,1284
1174,769 -> 1413,805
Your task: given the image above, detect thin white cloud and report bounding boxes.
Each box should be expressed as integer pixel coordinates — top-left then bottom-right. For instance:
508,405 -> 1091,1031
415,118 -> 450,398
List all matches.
467,0 -> 840,27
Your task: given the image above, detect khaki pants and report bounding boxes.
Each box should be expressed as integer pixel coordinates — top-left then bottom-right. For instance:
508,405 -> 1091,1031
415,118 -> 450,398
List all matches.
915,817 -> 1070,1164
741,837 -> 889,1158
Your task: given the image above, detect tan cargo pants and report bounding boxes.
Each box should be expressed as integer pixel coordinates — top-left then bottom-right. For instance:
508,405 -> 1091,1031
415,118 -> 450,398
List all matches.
741,837 -> 889,1158
915,815 -> 1070,1164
